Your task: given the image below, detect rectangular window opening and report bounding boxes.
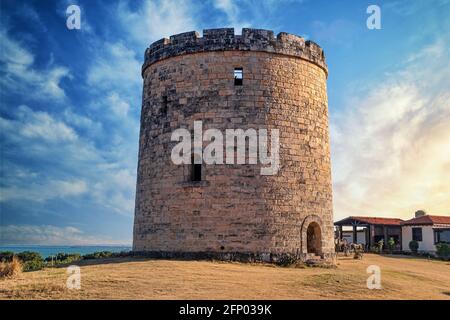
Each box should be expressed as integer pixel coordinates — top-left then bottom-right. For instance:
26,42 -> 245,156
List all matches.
191,154 -> 202,182
412,227 -> 423,242
434,229 -> 450,244
234,68 -> 243,86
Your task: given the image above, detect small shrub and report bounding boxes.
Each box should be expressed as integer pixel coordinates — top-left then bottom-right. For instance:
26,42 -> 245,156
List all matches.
113,251 -> 131,258
45,253 -> 82,265
17,251 -> 44,271
22,259 -> 45,272
387,237 -> 395,252
17,251 -> 42,262
409,240 -> 419,254
275,255 -> 299,267
82,251 -> 114,260
436,243 -> 450,259
0,256 -> 22,278
0,251 -> 14,262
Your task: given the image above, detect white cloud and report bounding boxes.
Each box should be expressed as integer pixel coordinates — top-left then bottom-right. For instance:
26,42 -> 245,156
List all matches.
0,105 -> 77,143
212,0 -> 305,32
117,0 -> 198,47
21,109 -> 77,142
0,29 -> 34,69
0,179 -> 88,203
92,169 -> 136,216
406,39 -> 445,63
213,0 -> 247,30
107,92 -> 130,117
213,0 -> 253,34
0,225 -> 130,246
0,28 -> 70,101
87,42 -> 141,91
331,37 -> 450,220
52,179 -> 88,197
62,108 -> 103,134
0,104 -> 135,215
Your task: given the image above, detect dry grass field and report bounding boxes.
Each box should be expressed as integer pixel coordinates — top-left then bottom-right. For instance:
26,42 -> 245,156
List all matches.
1,253 -> 449,300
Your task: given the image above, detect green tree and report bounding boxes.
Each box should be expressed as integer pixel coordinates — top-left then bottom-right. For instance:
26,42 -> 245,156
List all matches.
435,243 -> 450,259
387,237 -> 396,253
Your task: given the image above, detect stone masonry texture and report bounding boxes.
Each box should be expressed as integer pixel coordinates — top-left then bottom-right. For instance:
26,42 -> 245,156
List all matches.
133,28 -> 335,263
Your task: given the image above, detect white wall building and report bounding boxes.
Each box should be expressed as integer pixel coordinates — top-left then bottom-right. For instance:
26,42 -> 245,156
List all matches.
401,211 -> 450,254
341,230 -> 366,245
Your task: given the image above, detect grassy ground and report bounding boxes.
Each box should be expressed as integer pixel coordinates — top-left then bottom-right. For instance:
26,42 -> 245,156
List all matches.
1,253 -> 449,300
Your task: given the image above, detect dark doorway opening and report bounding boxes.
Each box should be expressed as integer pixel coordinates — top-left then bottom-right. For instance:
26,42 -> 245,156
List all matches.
307,222 -> 322,255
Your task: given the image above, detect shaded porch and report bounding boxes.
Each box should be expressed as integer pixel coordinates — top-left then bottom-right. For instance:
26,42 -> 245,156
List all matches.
334,216 -> 403,251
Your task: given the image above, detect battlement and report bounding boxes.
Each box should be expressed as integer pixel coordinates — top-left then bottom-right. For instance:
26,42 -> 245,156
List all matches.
142,28 -> 327,76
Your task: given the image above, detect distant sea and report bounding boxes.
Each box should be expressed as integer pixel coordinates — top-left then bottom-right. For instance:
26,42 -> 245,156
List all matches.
0,245 -> 132,259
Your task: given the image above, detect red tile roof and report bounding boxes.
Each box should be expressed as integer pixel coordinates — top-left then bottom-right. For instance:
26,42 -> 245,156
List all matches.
335,216 -> 404,226
401,215 -> 450,226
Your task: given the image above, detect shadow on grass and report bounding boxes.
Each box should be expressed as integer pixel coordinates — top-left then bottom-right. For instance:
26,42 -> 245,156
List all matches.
374,253 -> 449,263
336,256 -> 355,261
51,256 -> 317,269
336,252 -> 450,264
51,256 -> 277,268
52,256 -> 160,268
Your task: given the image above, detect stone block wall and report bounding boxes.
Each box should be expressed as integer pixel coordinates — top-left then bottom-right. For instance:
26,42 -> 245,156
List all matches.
133,28 -> 334,262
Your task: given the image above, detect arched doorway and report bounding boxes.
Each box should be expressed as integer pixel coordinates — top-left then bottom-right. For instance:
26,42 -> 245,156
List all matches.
306,222 -> 322,255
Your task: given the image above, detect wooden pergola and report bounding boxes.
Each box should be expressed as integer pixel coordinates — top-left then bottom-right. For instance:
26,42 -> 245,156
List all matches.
334,216 -> 404,250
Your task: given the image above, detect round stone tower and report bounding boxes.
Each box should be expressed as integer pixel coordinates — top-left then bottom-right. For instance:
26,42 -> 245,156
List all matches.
133,28 -> 334,262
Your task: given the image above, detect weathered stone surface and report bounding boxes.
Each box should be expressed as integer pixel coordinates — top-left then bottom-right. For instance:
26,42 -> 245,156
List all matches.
133,28 -> 335,262
142,28 -> 327,77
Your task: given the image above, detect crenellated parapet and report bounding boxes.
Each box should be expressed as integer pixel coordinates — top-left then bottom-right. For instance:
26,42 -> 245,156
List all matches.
142,28 -> 327,76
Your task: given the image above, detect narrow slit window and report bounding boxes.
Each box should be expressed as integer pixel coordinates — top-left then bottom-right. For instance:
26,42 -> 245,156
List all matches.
234,68 -> 243,86
191,153 -> 202,182
161,96 -> 168,116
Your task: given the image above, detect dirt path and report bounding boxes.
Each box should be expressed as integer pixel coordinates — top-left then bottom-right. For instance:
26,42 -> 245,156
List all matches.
1,254 -> 449,299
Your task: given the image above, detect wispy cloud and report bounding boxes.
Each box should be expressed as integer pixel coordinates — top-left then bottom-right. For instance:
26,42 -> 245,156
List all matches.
0,179 -> 87,203
86,42 -> 141,92
212,0 -> 250,31
7,105 -> 78,143
0,28 -> 71,102
0,103 -> 134,216
0,225 -> 129,245
117,0 -> 199,47
331,37 -> 450,219
211,0 -> 305,32
384,0 -> 450,16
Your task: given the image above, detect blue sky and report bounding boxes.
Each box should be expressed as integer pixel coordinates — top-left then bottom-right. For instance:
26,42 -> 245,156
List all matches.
1,0 -> 449,245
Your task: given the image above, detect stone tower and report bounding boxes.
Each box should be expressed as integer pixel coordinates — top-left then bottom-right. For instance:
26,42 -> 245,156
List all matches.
133,28 -> 335,262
